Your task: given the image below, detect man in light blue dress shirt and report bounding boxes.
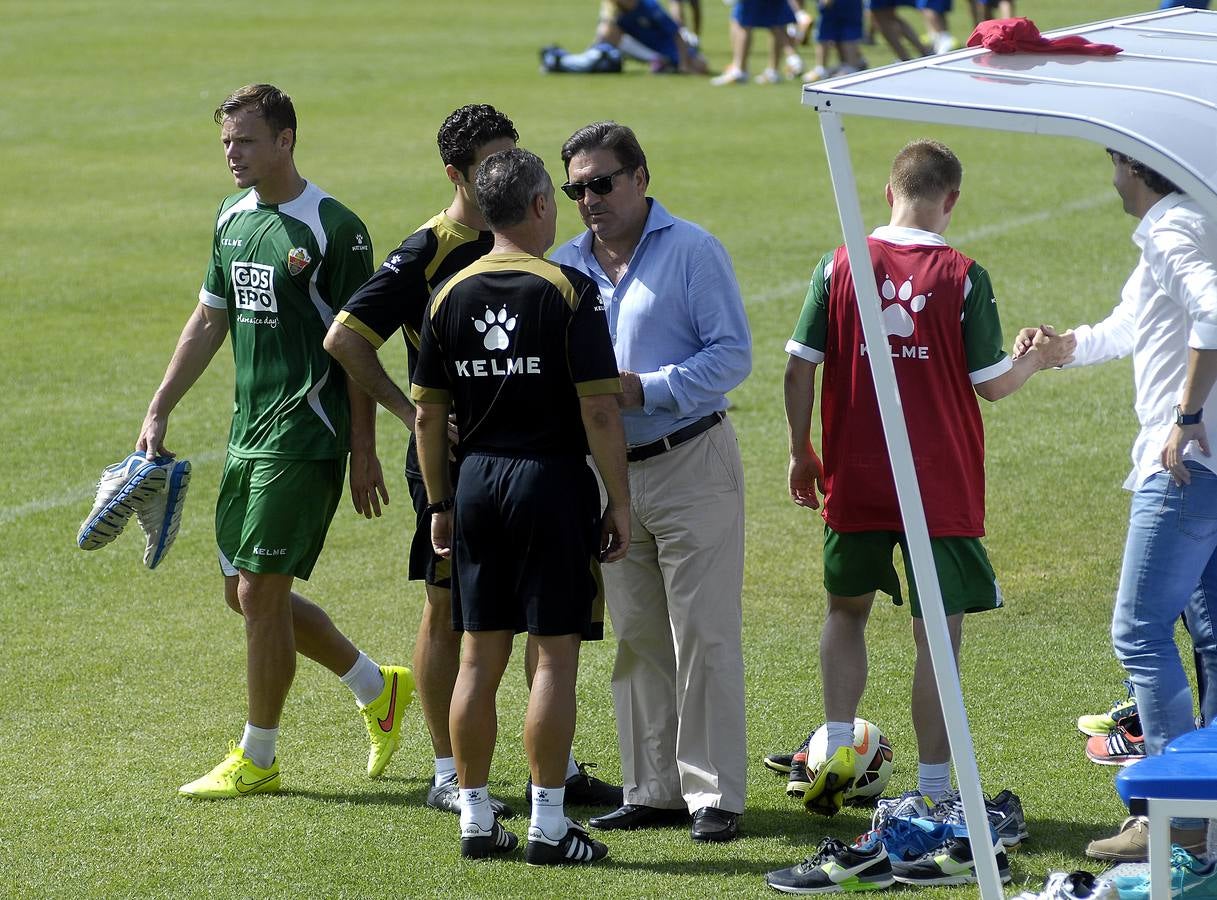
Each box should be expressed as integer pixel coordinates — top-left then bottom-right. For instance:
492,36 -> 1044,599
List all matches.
551,121 -> 752,843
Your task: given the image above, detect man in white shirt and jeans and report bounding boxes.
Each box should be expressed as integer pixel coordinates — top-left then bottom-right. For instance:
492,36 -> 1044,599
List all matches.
1017,148 -> 1217,862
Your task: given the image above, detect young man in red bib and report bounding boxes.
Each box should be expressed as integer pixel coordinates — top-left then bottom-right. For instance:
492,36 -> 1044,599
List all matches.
781,140 -> 1071,822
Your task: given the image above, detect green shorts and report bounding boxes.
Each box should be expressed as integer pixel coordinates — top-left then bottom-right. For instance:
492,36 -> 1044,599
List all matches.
823,525 -> 1003,618
216,455 -> 345,580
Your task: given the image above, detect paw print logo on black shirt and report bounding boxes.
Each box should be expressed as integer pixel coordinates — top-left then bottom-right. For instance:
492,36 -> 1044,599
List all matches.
473,306 -> 517,351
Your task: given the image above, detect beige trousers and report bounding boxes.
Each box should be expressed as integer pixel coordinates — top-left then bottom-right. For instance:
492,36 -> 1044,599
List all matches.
605,417 -> 747,814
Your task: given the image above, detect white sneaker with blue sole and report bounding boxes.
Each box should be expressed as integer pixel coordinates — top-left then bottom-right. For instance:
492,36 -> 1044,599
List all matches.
77,452 -> 167,550
136,457 -> 191,568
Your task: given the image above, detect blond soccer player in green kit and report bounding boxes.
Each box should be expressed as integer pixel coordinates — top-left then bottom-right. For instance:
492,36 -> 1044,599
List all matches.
135,84 -> 412,798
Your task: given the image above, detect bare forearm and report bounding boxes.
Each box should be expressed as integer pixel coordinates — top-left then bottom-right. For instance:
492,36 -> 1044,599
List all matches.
783,357 -> 817,455
148,304 -> 228,418
974,351 -> 1044,402
581,395 -> 629,510
324,323 -> 416,430
346,377 -> 377,453
415,401 -> 453,503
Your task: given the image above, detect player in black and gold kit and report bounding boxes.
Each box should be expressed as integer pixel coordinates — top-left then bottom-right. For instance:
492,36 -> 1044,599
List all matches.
325,105 -> 515,815
412,149 -> 630,865
325,107 -> 622,817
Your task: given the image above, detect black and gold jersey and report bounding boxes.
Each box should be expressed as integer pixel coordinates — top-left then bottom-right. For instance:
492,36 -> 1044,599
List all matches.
335,210 -> 493,381
411,253 -> 621,458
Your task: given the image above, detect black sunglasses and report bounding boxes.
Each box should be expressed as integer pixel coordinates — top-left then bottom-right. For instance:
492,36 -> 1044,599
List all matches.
561,166 -> 633,201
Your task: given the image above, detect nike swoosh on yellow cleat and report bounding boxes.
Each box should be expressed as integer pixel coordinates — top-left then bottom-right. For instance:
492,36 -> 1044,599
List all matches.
377,673 -> 399,732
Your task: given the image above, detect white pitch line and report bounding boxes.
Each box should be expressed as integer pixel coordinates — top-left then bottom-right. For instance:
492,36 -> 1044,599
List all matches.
4,450 -> 224,527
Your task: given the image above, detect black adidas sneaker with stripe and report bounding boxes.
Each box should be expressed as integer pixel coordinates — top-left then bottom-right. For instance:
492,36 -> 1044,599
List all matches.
525,819 -> 609,866
460,819 -> 519,859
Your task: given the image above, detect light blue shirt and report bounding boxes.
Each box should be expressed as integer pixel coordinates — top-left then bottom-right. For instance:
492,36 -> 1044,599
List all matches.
551,198 -> 752,445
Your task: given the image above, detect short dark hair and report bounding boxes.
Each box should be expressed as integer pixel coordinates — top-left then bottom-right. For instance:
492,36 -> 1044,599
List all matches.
889,140 -> 962,202
1106,148 -> 1181,197
475,149 -> 552,231
214,84 -> 297,150
437,105 -> 519,178
561,121 -> 650,186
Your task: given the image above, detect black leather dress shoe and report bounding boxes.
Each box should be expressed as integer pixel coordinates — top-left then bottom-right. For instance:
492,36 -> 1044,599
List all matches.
589,803 -> 690,830
690,806 -> 740,842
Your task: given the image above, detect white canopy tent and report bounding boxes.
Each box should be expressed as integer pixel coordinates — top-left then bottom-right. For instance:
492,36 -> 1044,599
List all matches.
800,9 -> 1217,898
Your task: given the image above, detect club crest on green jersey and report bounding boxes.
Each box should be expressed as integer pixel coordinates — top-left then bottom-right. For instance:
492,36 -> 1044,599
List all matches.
287,247 -> 311,276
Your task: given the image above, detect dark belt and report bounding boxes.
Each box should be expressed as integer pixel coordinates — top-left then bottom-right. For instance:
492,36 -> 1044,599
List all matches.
626,411 -> 725,463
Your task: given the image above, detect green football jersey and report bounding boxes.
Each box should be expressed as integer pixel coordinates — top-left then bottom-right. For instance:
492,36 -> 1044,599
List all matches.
200,182 -> 374,460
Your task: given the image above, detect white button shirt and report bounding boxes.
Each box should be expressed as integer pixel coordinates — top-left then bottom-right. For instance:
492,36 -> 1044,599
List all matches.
1068,193 -> 1217,489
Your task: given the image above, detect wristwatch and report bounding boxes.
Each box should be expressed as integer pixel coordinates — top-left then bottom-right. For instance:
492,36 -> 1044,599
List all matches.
1175,405 -> 1204,426
424,497 -> 454,516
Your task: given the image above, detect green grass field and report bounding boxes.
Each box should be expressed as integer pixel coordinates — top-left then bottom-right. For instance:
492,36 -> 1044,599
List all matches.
2,0 -> 1198,896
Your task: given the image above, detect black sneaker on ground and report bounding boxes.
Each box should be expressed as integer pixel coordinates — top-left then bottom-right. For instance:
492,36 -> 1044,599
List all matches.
786,756 -> 813,801
460,820 -> 518,860
765,732 -> 813,775
525,818 -> 609,866
527,761 -> 623,809
427,774 -> 514,819
765,837 -> 894,893
891,836 -> 1011,886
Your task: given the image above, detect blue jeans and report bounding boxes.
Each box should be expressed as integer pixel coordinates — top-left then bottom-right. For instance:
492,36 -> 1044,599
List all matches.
1113,464 -> 1217,752
1112,464 -> 1217,825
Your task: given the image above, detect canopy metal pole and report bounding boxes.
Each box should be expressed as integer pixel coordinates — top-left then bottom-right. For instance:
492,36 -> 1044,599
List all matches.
817,110 -> 1003,900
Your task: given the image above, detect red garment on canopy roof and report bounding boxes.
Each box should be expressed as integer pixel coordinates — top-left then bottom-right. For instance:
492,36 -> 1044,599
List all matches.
966,18 -> 1122,55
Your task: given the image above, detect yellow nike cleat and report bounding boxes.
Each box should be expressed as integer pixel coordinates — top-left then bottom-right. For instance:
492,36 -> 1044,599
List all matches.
178,742 -> 280,799
803,746 -> 857,817
360,665 -> 414,778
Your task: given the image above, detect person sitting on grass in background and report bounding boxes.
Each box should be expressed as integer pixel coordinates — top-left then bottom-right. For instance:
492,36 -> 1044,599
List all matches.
542,0 -> 707,75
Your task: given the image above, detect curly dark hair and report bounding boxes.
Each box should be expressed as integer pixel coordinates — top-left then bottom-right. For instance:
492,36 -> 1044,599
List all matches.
437,105 -> 519,178
214,84 -> 297,151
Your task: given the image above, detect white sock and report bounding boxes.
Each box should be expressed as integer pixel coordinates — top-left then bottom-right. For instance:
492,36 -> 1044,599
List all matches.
460,786 -> 494,834
340,652 -> 384,707
240,722 -> 278,770
530,784 -> 567,843
918,762 -> 952,801
565,754 -> 580,781
826,721 -> 855,757
435,756 -> 457,784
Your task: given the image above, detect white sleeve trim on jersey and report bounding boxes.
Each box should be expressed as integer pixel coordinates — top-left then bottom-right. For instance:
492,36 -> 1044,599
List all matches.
199,287 -> 226,309
215,190 -> 259,231
786,339 -> 825,364
281,182 -> 329,255
970,354 -> 1012,385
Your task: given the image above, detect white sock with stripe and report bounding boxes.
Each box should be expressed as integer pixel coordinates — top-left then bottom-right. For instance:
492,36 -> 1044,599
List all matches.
529,785 -> 567,843
340,652 -> 384,707
239,722 -> 277,770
